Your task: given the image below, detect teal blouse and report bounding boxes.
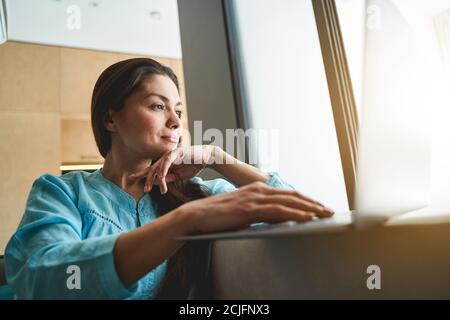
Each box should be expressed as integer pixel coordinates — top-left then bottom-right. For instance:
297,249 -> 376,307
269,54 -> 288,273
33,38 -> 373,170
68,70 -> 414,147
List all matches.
4,169 -> 294,299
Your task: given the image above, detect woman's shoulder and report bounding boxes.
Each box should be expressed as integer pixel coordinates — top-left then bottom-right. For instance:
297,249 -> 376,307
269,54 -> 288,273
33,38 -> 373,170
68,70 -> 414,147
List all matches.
18,171 -> 100,229
30,170 -> 93,197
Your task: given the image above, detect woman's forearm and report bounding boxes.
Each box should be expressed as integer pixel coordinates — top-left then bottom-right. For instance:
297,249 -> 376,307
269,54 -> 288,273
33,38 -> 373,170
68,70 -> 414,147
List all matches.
113,206 -> 194,288
211,146 -> 269,187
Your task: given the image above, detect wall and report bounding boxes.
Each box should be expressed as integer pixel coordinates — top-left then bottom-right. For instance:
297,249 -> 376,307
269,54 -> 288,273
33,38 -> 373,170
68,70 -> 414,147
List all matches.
0,42 -> 61,254
178,0 -> 240,179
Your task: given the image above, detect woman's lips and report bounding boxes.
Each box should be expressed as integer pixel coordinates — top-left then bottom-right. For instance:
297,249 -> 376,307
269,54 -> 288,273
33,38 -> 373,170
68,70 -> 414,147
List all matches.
161,136 -> 179,143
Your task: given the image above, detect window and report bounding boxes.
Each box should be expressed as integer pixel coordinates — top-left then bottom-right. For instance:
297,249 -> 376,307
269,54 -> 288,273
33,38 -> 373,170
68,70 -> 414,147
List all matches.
226,0 -> 450,215
226,0 -> 349,211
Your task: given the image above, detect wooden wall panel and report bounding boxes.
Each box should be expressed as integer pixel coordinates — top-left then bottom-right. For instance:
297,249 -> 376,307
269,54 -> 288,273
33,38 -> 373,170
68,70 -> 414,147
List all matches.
61,119 -> 103,164
60,48 -> 122,115
0,113 -> 60,253
0,42 -> 60,113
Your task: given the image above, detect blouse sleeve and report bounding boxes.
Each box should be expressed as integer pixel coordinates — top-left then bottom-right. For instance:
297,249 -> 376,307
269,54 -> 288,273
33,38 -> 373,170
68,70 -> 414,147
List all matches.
190,171 -> 296,196
4,174 -> 138,299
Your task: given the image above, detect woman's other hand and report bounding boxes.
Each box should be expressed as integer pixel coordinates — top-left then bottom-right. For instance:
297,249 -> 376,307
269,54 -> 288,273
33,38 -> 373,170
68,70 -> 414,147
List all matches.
179,181 -> 335,235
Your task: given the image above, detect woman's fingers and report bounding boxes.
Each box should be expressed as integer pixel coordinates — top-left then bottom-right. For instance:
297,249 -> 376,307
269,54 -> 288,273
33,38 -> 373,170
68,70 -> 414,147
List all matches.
143,152 -> 174,193
160,157 -> 175,194
144,167 -> 157,193
257,186 -> 333,215
159,174 -> 168,194
154,172 -> 177,193
293,191 -> 326,208
241,182 -> 334,218
157,150 -> 184,194
257,194 -> 333,218
276,189 -> 326,208
128,163 -> 156,192
157,157 -> 174,194
252,204 -> 315,223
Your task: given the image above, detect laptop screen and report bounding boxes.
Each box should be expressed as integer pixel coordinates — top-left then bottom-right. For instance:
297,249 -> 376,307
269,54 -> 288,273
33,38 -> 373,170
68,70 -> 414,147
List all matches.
355,0 -> 432,219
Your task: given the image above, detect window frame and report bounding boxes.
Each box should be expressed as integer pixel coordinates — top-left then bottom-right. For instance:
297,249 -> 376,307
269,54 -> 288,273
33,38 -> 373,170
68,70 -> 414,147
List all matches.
312,0 -> 359,209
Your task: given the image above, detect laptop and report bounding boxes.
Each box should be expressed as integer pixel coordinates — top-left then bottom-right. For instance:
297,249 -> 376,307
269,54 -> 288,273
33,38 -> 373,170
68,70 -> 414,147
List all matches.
178,0 -> 433,241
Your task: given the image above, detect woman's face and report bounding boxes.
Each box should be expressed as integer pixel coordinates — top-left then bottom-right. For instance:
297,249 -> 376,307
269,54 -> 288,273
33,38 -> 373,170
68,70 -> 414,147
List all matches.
108,74 -> 183,160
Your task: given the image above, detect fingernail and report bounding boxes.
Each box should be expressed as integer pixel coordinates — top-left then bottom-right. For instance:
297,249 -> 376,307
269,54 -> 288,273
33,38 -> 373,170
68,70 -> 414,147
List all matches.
129,174 -> 135,178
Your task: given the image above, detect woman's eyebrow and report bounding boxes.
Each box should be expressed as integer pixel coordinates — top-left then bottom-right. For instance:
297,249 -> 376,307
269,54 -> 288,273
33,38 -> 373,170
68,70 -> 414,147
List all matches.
143,93 -> 182,106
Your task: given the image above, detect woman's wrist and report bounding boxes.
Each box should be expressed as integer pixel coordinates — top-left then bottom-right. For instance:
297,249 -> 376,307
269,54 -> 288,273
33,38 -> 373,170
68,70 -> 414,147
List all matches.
209,146 -> 237,171
169,203 -> 200,236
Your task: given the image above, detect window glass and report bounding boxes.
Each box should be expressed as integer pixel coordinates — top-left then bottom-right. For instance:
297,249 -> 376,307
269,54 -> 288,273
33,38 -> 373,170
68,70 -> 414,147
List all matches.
230,0 -> 349,210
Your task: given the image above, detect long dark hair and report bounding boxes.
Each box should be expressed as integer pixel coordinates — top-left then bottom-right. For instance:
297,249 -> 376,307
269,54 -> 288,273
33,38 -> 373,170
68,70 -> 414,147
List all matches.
91,58 -> 211,299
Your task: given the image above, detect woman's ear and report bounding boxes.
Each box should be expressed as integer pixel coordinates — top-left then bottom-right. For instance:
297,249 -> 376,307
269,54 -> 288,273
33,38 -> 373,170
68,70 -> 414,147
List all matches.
104,109 -> 117,133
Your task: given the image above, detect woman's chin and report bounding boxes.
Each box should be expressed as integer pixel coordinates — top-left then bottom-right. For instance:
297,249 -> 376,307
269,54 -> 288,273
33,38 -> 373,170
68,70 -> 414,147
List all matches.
144,144 -> 177,159
159,142 -> 178,152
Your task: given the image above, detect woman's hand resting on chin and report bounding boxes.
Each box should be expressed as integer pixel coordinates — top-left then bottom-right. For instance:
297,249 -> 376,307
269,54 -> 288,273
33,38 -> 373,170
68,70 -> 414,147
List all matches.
128,145 -> 218,194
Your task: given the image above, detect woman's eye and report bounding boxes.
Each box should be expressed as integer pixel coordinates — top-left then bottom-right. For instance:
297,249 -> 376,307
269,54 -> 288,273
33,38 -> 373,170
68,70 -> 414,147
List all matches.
152,104 -> 164,110
176,111 -> 182,118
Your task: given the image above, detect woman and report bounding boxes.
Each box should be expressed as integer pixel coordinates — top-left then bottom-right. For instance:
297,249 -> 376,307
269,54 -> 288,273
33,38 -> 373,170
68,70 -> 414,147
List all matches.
4,58 -> 334,299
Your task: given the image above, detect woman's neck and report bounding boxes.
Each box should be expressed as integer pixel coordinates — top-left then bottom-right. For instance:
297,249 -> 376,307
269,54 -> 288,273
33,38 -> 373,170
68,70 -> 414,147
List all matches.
101,148 -> 151,201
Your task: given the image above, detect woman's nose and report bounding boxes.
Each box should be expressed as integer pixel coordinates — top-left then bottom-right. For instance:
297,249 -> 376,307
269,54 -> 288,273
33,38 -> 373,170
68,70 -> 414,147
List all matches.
167,110 -> 182,129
